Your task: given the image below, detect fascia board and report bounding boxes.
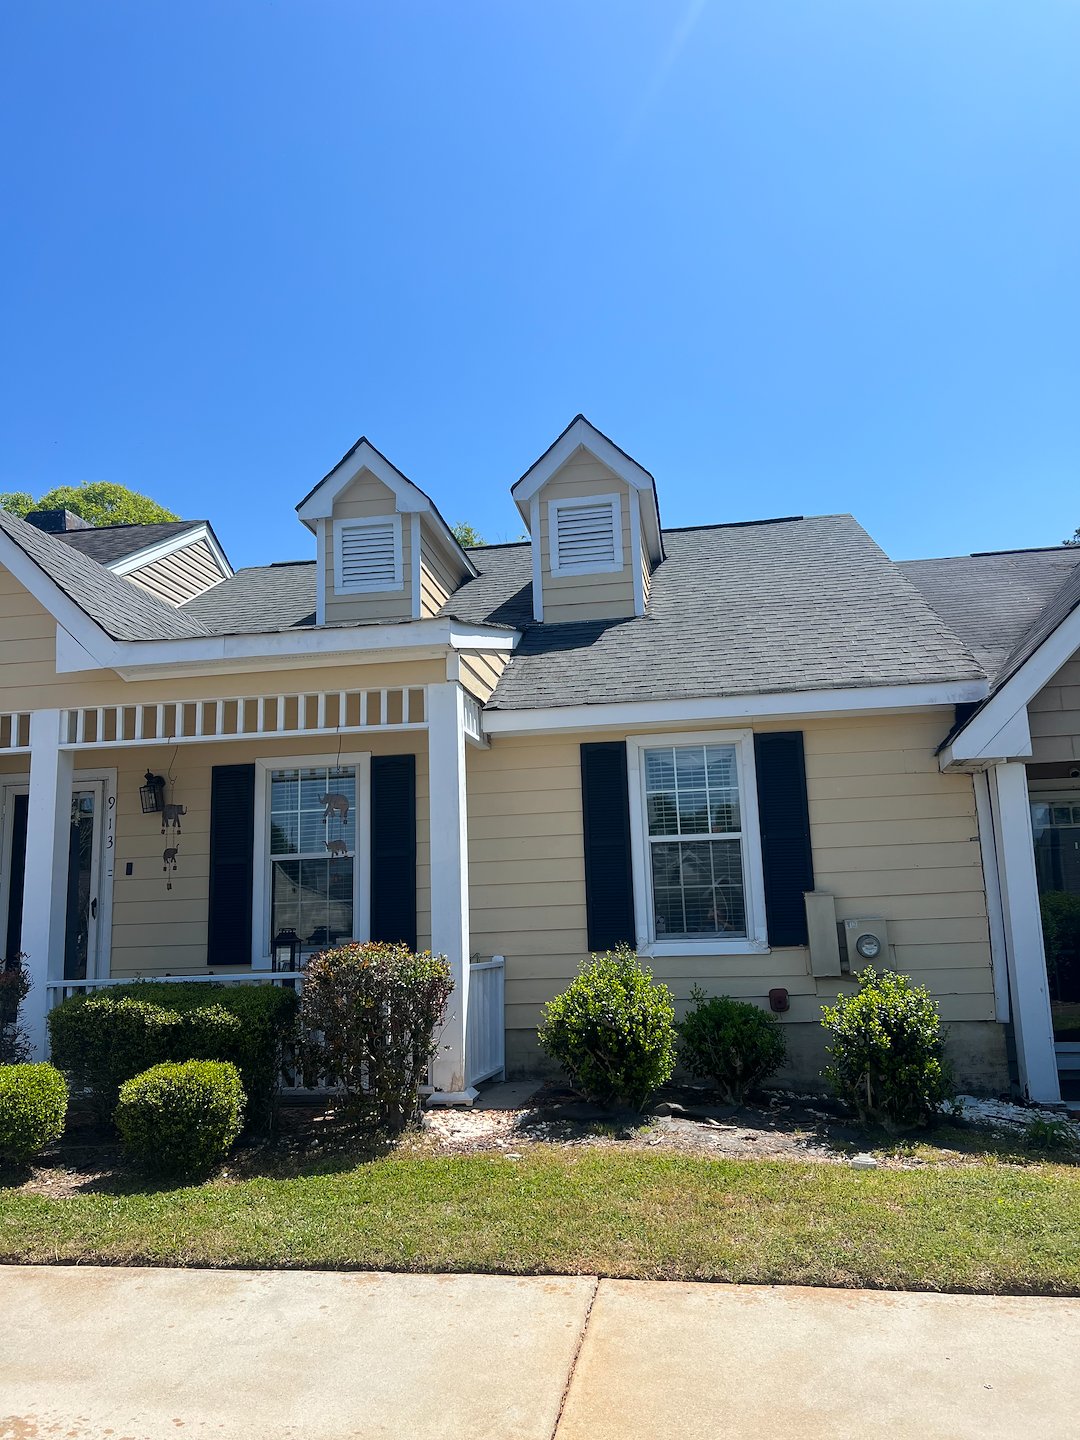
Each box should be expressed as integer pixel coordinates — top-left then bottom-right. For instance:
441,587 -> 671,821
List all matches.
943,602 -> 1080,764
483,679 -> 989,736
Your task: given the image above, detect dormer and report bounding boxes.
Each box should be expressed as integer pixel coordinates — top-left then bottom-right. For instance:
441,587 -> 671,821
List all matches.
296,438 -> 476,626
513,415 -> 664,623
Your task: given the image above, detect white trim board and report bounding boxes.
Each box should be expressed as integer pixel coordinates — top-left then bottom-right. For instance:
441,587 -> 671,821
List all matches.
54,616 -> 519,677
110,523 -> 233,581
483,680 -> 988,736
941,597 -> 1080,769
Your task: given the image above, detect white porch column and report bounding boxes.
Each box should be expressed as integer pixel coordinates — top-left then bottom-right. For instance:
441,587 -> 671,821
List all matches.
989,760 -> 1060,1103
426,680 -> 476,1103
21,710 -> 74,1059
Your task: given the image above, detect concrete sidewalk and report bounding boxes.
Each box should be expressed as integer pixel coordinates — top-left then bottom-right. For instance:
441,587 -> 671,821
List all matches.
1,1267 -> 1077,1440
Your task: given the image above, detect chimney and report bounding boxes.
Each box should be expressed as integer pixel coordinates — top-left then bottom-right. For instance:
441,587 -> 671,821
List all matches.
24,509 -> 95,534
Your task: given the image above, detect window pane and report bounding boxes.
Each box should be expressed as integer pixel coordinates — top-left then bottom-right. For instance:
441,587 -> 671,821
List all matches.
649,838 -> 746,939
674,746 -> 706,786
676,789 -> 709,834
647,792 -> 679,835
705,746 -> 737,788
272,857 -> 353,950
709,792 -> 740,833
644,748 -> 675,791
270,765 -> 356,858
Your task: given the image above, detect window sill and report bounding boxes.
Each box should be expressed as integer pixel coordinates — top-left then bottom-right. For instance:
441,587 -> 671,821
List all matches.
640,938 -> 771,959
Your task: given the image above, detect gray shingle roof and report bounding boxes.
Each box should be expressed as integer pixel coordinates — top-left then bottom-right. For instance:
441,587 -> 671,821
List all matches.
0,510 -> 209,642
451,517 -> 984,710
54,521 -> 203,565
181,561 -> 318,634
900,547 -> 1080,683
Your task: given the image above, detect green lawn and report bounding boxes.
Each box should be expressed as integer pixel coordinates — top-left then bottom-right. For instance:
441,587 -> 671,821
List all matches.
2,1147 -> 1080,1294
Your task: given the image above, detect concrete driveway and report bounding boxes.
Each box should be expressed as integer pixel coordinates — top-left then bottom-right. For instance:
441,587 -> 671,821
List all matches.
1,1266 -> 1077,1439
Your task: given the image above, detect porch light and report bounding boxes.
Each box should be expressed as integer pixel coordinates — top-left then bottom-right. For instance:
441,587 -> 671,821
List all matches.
272,929 -> 301,972
139,771 -> 166,814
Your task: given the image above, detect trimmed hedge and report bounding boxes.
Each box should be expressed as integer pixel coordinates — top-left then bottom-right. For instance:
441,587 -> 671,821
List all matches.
116,1060 -> 245,1177
48,982 -> 296,1126
0,1063 -> 68,1164
538,947 -> 677,1111
679,989 -> 787,1103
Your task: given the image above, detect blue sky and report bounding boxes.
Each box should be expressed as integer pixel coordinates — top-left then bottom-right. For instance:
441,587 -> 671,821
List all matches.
2,2 -> 1078,569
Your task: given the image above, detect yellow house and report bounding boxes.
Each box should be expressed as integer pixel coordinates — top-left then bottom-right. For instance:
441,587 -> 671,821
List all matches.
2,416 -> 1077,1104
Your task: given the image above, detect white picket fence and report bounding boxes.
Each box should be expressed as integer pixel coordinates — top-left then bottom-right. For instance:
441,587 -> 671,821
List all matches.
44,955 -> 506,1096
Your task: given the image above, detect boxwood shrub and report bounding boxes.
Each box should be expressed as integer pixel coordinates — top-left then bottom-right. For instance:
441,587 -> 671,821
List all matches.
0,1063 -> 68,1164
115,1060 -> 245,1177
538,947 -> 676,1110
679,988 -> 787,1103
822,967 -> 953,1131
48,982 -> 296,1126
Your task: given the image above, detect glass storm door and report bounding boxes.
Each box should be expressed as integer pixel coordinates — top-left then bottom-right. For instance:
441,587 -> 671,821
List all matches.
1,782 -> 105,979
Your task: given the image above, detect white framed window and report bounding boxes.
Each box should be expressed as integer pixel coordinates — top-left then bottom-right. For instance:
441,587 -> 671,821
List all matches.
626,730 -> 769,956
333,515 -> 403,594
251,753 -> 371,967
548,493 -> 624,575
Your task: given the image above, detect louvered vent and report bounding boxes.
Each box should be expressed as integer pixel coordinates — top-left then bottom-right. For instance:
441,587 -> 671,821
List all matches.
551,497 -> 622,573
335,519 -> 402,593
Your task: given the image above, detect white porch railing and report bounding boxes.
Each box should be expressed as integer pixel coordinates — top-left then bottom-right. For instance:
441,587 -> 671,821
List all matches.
0,711 -> 31,753
466,955 -> 505,1087
57,687 -> 426,749
45,957 -> 507,1096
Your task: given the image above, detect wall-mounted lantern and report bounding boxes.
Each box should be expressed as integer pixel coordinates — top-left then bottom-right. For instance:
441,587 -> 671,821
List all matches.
272,929 -> 301,972
139,771 -> 166,814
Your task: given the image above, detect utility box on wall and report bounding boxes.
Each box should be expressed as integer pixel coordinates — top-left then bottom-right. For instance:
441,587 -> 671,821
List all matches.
839,916 -> 891,970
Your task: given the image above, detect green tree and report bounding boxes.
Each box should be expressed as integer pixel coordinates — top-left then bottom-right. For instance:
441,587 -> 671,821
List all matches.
1066,528 -> 1080,547
1,481 -> 178,527
452,521 -> 485,548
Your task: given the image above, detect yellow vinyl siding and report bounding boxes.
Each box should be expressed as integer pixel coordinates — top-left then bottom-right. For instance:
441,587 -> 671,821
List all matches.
467,712 -> 995,1035
1029,652 -> 1080,762
100,730 -> 431,977
419,532 -> 455,617
458,651 -> 509,702
126,539 -> 224,606
537,456 -> 637,623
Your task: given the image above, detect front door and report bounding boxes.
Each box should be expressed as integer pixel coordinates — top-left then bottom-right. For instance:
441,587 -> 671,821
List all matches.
1,781 -> 106,980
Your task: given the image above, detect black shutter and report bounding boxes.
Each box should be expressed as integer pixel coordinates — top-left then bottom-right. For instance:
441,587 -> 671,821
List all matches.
753,732 -> 814,946
207,763 -> 255,966
580,741 -> 636,953
370,754 -> 417,950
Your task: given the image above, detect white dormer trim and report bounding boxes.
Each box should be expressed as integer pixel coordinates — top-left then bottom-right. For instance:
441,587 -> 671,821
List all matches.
296,436 -> 478,578
530,496 -> 543,622
548,493 -> 624,576
333,515 -> 404,595
512,414 -> 663,564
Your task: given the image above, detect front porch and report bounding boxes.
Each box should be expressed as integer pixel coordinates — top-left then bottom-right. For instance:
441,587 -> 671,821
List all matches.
1,677 -> 502,1099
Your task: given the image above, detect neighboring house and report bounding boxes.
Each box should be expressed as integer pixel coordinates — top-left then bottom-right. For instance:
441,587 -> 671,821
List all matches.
1,417 -> 1078,1104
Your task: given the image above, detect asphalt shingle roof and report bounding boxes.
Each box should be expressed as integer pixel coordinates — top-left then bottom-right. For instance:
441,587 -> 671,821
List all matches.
181,561 -> 318,634
54,521 -> 203,565
446,517 -> 984,710
0,510 -> 209,642
900,547 -> 1080,683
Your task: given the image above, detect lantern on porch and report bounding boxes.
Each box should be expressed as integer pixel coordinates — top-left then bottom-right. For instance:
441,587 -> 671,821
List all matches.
139,771 -> 166,814
272,929 -> 301,972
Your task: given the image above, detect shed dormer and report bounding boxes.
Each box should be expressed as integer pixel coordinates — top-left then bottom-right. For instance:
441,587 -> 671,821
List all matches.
296,438 -> 476,626
513,415 -> 664,623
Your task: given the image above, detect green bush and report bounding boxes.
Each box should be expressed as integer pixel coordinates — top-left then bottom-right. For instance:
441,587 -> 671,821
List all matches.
822,968 -> 953,1132
116,1060 -> 245,1177
48,983 -> 296,1126
538,947 -> 676,1111
0,1063 -> 68,1164
300,942 -> 453,1130
1040,891 -> 1080,983
679,988 -> 787,1102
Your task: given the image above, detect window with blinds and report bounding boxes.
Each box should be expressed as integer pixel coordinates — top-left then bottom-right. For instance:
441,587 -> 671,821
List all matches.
549,494 -> 623,575
333,516 -> 403,593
